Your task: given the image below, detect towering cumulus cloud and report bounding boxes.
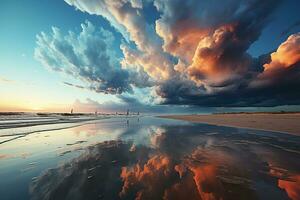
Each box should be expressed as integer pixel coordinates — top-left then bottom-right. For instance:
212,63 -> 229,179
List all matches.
65,0 -> 175,81
248,33 -> 300,106
35,0 -> 300,107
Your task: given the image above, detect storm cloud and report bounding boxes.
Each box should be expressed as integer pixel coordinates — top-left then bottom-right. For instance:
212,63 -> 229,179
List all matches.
35,0 -> 300,107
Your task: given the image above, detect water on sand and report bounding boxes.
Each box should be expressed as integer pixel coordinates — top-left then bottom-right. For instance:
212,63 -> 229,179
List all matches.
0,116 -> 300,200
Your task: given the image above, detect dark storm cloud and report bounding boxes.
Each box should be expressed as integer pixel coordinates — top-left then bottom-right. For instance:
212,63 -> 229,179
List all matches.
35,0 -> 300,107
187,0 -> 279,84
154,0 -> 300,106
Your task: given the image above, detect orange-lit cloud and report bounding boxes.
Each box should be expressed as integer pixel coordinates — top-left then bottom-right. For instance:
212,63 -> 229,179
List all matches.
189,165 -> 222,200
187,24 -> 251,87
278,176 -> 300,200
120,153 -> 219,200
269,166 -> 300,200
33,0 -> 300,107
162,173 -> 201,200
156,19 -> 209,63
119,147 -> 236,200
264,33 -> 300,71
120,155 -> 173,199
250,33 -> 300,91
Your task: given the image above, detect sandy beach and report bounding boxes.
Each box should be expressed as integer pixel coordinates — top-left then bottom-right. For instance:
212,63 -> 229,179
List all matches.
159,113 -> 300,136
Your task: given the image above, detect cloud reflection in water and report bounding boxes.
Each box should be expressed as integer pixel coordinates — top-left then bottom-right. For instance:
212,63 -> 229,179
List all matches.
30,123 -> 300,200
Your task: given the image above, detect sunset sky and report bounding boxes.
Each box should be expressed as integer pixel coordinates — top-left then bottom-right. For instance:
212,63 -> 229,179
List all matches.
1,0 -> 300,113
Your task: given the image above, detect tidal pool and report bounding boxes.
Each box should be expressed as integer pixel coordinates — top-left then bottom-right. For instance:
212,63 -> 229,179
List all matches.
0,116 -> 299,200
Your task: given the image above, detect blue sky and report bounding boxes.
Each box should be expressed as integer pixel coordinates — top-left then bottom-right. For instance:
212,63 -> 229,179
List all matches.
0,0 -> 121,112
248,0 -> 300,56
1,0 -> 300,112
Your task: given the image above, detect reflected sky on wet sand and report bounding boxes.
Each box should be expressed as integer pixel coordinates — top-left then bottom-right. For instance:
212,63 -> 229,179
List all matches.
1,117 -> 300,200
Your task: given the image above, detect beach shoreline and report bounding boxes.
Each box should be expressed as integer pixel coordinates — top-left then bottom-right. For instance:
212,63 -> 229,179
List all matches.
159,113 -> 300,136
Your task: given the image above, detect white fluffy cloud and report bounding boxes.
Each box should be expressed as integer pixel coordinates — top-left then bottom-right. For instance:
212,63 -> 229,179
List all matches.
35,20 -> 153,94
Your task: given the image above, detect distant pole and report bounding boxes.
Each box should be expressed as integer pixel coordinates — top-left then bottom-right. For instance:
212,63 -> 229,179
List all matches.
71,108 -> 73,114
126,109 -> 129,116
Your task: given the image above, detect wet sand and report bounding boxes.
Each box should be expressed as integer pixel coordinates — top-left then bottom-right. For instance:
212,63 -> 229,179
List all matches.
1,116 -> 300,200
159,113 -> 300,136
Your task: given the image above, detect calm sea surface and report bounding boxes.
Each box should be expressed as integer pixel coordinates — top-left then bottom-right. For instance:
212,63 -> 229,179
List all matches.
0,116 -> 299,200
